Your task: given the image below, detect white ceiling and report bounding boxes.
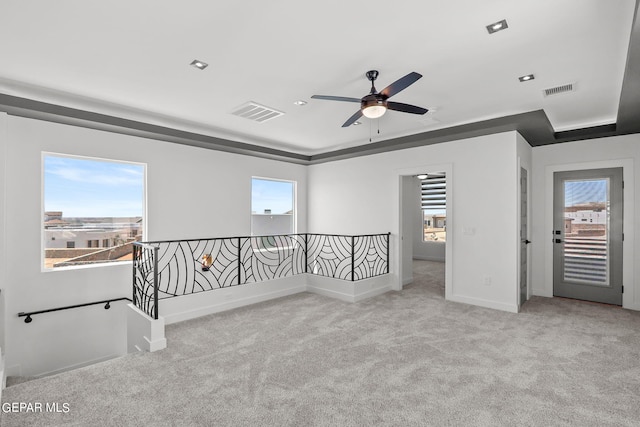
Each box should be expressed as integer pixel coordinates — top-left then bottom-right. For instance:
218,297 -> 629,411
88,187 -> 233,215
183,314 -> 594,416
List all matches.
0,0 -> 636,156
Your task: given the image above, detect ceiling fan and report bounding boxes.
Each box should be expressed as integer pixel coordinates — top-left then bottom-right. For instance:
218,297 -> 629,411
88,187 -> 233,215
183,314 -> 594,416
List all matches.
311,70 -> 428,127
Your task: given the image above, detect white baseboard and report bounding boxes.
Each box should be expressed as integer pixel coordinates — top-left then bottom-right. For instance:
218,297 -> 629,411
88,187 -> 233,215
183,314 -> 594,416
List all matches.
352,285 -> 392,302
448,294 -> 519,313
35,354 -> 121,379
161,282 -> 306,325
413,256 -> 445,262
307,285 -> 354,303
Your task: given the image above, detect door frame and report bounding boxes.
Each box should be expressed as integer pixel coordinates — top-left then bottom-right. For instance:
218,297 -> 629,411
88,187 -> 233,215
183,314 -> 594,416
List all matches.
519,165 -> 530,309
544,159 -> 634,309
396,163 -> 453,298
552,168 -> 623,304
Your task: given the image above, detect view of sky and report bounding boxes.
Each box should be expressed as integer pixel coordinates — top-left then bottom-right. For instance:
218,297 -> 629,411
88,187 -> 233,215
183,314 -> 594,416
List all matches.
565,179 -> 607,206
44,155 -> 145,218
251,178 -> 294,214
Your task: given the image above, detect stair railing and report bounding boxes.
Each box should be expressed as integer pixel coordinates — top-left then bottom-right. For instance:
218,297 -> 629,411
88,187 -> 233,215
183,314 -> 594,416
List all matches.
131,233 -> 390,319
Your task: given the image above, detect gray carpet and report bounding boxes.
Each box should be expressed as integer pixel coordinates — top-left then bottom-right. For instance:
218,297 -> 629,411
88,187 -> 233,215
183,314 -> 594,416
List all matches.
2,260 -> 640,426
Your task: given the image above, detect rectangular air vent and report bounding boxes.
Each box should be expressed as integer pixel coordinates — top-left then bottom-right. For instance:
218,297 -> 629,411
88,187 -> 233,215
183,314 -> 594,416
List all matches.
231,102 -> 284,123
543,83 -> 575,97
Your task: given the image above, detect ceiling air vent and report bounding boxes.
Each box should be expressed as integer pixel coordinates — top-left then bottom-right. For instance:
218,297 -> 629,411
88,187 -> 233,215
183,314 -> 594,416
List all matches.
231,102 -> 284,123
543,83 -> 575,97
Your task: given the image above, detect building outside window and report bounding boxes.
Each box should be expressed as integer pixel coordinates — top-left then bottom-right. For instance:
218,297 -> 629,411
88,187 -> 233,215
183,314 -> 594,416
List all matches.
43,153 -> 146,269
420,173 -> 447,243
251,177 -> 295,236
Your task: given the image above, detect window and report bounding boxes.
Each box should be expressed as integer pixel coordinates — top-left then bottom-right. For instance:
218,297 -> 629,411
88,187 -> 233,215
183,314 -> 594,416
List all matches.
420,173 -> 446,243
251,177 -> 295,235
43,154 -> 145,269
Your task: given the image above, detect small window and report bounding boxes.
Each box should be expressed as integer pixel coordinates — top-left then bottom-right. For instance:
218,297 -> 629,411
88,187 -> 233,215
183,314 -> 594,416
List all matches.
251,177 -> 295,235
43,154 -> 145,269
420,173 -> 446,243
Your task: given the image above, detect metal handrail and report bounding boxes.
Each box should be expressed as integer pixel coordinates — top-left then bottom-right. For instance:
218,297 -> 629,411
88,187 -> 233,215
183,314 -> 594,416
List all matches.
143,232 -> 390,245
18,297 -> 132,324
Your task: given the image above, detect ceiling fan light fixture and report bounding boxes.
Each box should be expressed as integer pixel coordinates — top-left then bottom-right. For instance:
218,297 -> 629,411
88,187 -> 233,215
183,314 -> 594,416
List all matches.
362,105 -> 387,119
362,97 -> 387,119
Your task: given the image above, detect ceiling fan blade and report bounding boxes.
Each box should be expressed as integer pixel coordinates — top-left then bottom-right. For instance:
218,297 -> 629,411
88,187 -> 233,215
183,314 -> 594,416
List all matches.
311,95 -> 361,103
379,72 -> 423,98
387,101 -> 429,115
342,110 -> 363,127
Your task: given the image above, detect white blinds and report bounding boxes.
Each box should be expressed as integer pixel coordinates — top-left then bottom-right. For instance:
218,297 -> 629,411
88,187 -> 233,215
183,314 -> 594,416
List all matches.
421,173 -> 446,210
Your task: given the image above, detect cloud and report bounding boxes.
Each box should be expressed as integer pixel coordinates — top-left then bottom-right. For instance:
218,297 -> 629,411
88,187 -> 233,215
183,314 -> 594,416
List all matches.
45,158 -> 144,187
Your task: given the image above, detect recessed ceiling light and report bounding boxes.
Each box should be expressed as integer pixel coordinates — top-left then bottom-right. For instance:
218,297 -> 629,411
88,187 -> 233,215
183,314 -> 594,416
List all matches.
417,174 -> 428,180
190,59 -> 208,70
293,100 -> 307,106
486,19 -> 508,34
353,121 -> 362,126
519,74 -> 535,82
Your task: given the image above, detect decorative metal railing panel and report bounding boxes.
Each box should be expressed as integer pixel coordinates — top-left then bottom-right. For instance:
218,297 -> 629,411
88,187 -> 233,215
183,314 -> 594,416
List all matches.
241,235 -> 307,283
155,239 -> 240,299
132,243 -> 159,319
132,233 -> 389,318
353,234 -> 390,280
306,234 -> 353,280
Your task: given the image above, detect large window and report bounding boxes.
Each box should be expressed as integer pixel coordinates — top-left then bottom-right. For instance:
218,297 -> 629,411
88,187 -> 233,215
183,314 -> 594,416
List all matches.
43,153 -> 146,269
420,173 -> 446,243
251,177 -> 295,235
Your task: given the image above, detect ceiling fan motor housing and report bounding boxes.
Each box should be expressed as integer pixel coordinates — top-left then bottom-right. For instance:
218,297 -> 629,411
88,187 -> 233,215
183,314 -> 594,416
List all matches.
362,94 -> 387,109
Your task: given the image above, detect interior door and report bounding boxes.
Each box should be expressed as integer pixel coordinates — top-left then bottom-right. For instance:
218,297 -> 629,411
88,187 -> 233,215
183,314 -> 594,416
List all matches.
520,168 -> 530,307
553,168 -> 623,305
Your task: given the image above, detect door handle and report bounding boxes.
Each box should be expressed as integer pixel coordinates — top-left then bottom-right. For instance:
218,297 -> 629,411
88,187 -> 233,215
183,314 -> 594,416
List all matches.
524,239 -> 531,244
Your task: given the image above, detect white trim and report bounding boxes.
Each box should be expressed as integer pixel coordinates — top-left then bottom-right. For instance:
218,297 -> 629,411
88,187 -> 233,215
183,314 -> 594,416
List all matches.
543,159 -> 635,309
250,176 -> 297,235
448,294 -> 519,313
395,163 -> 453,298
40,151 -> 147,273
517,158 -> 532,311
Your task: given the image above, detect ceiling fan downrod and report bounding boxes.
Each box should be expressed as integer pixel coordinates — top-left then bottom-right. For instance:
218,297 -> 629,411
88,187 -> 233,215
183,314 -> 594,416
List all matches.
366,70 -> 379,94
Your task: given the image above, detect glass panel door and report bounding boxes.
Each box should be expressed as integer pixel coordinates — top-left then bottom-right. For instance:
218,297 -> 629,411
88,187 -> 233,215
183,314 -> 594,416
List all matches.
553,168 -> 623,305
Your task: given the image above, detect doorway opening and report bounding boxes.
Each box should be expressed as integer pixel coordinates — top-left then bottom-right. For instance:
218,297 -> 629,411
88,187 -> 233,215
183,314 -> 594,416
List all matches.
399,167 -> 451,299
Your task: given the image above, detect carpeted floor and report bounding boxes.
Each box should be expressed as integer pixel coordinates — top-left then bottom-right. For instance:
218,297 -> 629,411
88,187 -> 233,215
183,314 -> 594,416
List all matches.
2,260 -> 640,426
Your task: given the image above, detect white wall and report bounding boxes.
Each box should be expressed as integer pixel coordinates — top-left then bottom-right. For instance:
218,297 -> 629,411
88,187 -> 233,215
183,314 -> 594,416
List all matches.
308,131 -> 521,313
3,115 -> 308,376
1,113 -> 7,376
531,134 -> 638,310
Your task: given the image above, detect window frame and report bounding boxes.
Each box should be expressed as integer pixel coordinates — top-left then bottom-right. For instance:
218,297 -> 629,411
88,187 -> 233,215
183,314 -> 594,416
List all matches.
41,152 -> 147,272
250,176 -> 297,236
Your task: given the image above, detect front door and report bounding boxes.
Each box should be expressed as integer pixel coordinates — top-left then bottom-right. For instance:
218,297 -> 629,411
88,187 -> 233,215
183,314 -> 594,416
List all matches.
553,168 -> 623,305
